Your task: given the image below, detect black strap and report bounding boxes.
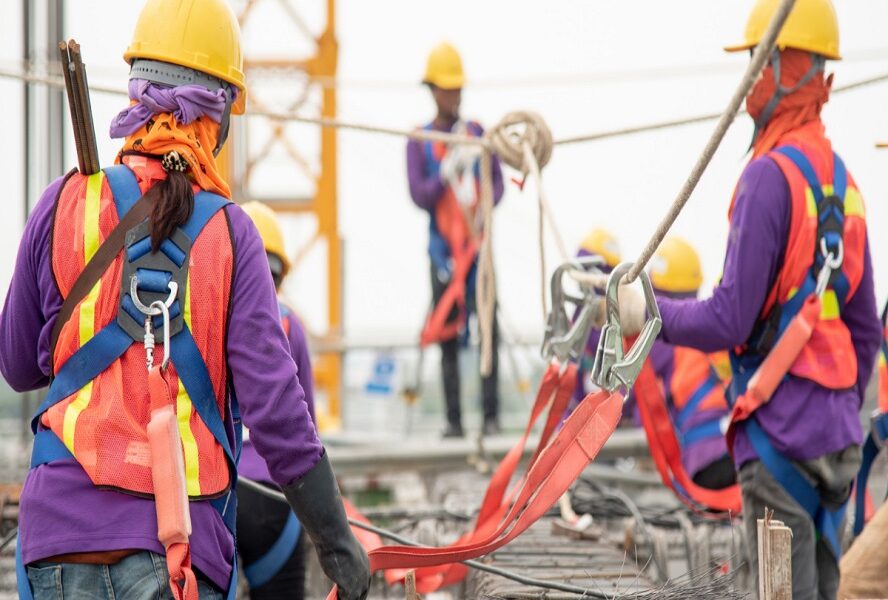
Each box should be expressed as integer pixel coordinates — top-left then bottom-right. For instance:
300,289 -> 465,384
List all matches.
49,190 -> 155,369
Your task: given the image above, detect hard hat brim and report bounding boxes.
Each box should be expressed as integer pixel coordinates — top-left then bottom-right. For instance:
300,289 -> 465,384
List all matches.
876,141 -> 888,149
422,74 -> 465,90
722,42 -> 841,60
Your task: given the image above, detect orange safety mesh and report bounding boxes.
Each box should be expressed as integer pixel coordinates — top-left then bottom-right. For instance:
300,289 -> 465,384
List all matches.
46,167 -> 233,499
670,348 -> 729,413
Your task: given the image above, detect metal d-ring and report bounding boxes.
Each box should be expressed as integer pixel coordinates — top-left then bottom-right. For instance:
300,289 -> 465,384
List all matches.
130,275 -> 178,316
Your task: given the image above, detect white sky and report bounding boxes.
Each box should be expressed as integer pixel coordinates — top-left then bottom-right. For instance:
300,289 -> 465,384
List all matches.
1,1 -> 886,343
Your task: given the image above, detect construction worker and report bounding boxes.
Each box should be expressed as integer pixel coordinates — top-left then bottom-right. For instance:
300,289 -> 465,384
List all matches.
646,238 -> 736,490
569,229 -> 621,418
0,1 -> 368,599
237,202 -> 315,599
616,1 -> 881,597
407,42 -> 505,438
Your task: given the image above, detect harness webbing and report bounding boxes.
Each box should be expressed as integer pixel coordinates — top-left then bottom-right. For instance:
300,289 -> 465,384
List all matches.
243,512 -> 301,588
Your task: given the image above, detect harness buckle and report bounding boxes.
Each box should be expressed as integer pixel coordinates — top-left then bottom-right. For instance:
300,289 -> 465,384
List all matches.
541,257 -> 604,366
870,409 -> 888,449
590,262 -> 662,392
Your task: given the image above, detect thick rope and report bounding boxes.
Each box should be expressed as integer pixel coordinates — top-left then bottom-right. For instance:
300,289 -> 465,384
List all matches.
477,148 -> 496,377
624,0 -> 798,284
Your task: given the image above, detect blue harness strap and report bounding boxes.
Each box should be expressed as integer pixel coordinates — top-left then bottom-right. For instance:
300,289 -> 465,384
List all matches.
244,512 -> 302,588
103,164 -> 142,217
681,418 -> 724,447
675,370 -> 719,430
853,412 -> 888,535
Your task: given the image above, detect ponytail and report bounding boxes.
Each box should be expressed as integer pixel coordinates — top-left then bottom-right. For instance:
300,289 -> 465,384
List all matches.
150,152 -> 195,251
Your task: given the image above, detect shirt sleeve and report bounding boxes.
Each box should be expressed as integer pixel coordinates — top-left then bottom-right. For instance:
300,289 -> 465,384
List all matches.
225,205 -> 323,486
658,157 -> 790,352
840,239 -> 882,404
286,313 -> 317,426
407,138 -> 445,211
0,176 -> 66,391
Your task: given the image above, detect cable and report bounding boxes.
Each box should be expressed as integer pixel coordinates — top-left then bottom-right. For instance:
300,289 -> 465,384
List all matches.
237,476 -> 610,598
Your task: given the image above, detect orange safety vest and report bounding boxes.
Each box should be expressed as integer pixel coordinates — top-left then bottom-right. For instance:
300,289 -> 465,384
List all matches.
420,123 -> 482,346
40,162 -> 234,499
730,125 -> 866,390
878,308 -> 888,413
671,348 -> 730,415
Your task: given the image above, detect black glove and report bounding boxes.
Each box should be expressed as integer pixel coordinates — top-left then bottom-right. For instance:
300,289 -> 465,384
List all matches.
283,452 -> 370,600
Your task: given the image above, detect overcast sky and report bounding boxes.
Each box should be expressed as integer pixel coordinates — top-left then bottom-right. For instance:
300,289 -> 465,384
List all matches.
1,1 -> 886,342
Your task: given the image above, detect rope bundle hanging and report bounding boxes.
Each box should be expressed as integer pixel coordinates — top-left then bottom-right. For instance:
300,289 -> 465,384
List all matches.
476,111 -> 555,376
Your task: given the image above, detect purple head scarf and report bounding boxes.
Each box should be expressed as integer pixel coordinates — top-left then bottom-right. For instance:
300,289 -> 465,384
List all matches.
109,79 -> 233,138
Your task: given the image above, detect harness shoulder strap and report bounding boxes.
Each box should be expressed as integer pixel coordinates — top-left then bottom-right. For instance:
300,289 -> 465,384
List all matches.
243,512 -> 301,587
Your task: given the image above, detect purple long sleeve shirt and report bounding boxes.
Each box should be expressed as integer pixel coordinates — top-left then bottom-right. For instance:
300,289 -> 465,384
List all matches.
239,309 -> 316,485
406,119 -> 504,212
0,164 -> 322,589
658,155 -> 882,467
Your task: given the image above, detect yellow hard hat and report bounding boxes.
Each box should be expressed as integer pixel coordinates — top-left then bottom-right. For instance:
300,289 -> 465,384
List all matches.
649,237 -> 703,294
241,201 -> 291,276
423,42 -> 465,90
124,0 -> 247,114
724,0 -> 840,60
578,228 -> 621,269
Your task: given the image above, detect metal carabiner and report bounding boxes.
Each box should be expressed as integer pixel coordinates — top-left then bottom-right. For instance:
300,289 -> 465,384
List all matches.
814,238 -> 843,298
148,299 -> 172,371
590,262 -> 662,393
541,256 -> 605,366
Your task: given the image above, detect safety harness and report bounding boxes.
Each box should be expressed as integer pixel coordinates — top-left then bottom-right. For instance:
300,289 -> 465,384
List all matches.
726,145 -> 852,558
419,122 -> 482,347
633,357 -> 742,515
853,302 -> 888,535
325,261 -> 662,598
17,164 -> 242,600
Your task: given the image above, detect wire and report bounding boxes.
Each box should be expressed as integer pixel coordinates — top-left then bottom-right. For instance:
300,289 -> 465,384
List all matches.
238,476 -> 611,598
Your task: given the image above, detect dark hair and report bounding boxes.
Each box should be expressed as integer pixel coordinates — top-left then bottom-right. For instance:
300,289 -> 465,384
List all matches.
150,170 -> 194,251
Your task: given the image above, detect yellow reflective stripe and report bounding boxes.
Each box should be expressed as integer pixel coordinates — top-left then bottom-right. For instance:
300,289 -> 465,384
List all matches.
177,274 -> 200,495
821,183 -> 834,198
804,188 -> 817,217
63,172 -> 105,453
820,290 -> 839,320
844,187 -> 865,217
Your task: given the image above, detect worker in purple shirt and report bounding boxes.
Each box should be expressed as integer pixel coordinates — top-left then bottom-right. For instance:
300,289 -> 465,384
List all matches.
236,202 -> 316,599
619,2 -> 881,597
0,1 -> 369,599
406,42 -> 505,438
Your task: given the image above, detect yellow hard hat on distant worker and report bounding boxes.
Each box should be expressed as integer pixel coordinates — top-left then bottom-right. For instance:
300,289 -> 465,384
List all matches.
578,228 -> 621,269
649,237 -> 703,294
242,201 -> 291,277
724,0 -> 841,60
423,42 -> 465,90
124,0 -> 247,114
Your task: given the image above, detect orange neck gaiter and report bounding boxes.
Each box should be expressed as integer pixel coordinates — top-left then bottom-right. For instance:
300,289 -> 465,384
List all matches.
116,112 -> 230,198
746,48 -> 833,159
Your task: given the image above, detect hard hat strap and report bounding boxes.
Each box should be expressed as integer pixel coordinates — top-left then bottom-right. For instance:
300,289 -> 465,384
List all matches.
752,50 -> 826,143
214,86 -> 233,156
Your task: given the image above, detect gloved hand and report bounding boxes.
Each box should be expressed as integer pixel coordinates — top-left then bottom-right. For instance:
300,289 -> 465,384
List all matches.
616,285 -> 647,337
283,453 -> 370,600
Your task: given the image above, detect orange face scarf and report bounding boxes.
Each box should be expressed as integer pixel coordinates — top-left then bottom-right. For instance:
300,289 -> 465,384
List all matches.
746,48 -> 833,158
116,112 -> 230,198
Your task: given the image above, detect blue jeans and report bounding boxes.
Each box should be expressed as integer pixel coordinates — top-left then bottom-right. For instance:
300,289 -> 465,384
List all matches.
26,551 -> 223,600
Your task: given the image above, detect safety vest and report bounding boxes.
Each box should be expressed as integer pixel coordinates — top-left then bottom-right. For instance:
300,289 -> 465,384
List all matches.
32,162 -> 237,501
731,129 -> 866,391
419,122 -> 483,346
669,348 -> 730,456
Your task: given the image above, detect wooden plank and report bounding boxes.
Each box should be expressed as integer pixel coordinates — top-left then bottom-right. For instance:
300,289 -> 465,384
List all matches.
758,511 -> 792,600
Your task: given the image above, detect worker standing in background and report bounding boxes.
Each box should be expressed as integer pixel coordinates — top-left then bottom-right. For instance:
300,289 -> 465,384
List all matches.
237,202 -> 316,599
0,1 -> 369,598
646,238 -> 736,491
568,229 -> 622,420
616,1 -> 880,597
407,42 -> 505,438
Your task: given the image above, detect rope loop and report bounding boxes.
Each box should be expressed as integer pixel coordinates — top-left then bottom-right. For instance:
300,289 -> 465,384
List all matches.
486,111 -> 553,176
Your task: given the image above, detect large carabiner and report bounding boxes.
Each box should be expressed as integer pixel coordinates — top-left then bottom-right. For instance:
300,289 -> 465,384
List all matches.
814,238 -> 843,298
541,256 -> 604,366
590,262 -> 662,392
